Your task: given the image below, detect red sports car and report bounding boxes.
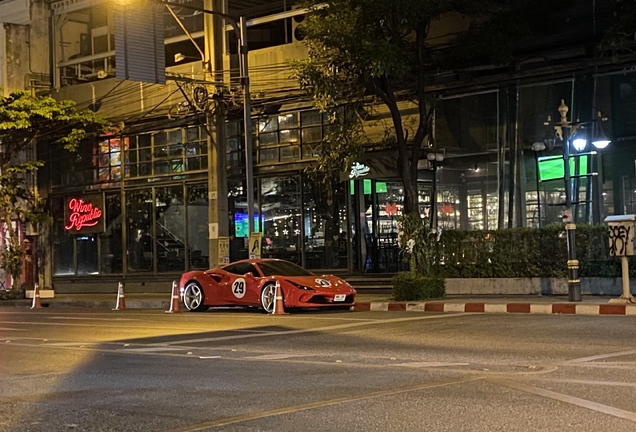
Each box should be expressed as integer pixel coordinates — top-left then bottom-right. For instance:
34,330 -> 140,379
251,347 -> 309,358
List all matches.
179,259 -> 356,312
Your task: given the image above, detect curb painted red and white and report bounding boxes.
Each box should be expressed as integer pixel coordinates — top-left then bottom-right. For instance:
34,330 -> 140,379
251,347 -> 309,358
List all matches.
353,302 -> 636,315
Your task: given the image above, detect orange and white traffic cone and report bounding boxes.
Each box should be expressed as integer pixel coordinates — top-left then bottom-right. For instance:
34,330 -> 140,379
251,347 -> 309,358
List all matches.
166,281 -> 181,314
271,281 -> 288,315
113,282 -> 126,311
30,283 -> 42,310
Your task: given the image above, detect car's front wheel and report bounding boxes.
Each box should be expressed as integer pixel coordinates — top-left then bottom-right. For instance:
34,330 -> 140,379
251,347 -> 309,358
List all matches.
183,282 -> 208,312
260,283 -> 278,313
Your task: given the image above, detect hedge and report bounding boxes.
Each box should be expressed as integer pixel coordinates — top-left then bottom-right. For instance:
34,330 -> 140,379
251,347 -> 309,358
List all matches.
432,225 -> 624,279
393,273 -> 445,301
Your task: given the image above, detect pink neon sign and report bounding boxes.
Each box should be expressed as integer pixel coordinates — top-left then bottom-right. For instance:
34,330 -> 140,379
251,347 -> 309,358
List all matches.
64,198 -> 103,231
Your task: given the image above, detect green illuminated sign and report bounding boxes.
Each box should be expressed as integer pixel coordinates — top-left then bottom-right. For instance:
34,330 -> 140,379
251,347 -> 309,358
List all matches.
537,155 -> 589,182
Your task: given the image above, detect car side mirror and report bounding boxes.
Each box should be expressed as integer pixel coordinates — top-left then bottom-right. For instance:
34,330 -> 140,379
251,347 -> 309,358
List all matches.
244,272 -> 254,279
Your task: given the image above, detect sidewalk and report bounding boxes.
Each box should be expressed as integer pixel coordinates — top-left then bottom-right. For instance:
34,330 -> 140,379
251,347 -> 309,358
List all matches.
2,292 -> 636,315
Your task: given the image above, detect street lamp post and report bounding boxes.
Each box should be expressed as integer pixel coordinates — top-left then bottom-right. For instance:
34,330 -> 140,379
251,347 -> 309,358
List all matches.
427,152 -> 445,228
545,100 -> 611,302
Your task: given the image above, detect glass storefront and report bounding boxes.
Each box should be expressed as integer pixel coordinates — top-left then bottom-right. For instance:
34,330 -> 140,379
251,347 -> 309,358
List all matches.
52,182 -> 208,276
261,176 -> 302,264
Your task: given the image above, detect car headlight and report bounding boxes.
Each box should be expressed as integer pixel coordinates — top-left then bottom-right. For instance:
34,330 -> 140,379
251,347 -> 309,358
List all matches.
287,280 -> 315,291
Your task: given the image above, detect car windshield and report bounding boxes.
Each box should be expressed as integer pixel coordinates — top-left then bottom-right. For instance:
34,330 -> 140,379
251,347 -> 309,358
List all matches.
258,260 -> 313,277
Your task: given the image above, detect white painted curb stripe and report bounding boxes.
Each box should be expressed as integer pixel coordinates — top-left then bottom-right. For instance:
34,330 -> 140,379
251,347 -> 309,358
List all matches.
443,303 -> 465,313
484,304 -> 507,313
370,302 -> 389,311
530,304 -> 551,314
576,305 -> 600,315
366,302 -> 633,315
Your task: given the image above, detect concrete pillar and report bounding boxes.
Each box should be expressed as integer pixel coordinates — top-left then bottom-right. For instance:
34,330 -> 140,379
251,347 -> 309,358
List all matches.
205,0 -> 229,267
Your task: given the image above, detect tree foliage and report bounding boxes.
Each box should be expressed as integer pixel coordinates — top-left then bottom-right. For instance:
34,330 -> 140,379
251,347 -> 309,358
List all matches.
0,91 -> 107,285
602,0 -> 636,55
293,0 -> 527,218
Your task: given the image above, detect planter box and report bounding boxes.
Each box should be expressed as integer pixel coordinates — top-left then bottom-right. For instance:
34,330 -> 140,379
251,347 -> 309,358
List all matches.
445,278 -> 632,296
25,290 -> 55,299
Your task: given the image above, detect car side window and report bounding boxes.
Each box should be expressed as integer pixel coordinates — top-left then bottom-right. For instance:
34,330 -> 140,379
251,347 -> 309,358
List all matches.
244,264 -> 260,276
224,263 -> 259,276
224,264 -> 240,275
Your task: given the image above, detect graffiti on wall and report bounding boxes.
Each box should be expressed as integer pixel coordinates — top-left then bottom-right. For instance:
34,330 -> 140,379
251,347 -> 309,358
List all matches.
608,224 -> 634,256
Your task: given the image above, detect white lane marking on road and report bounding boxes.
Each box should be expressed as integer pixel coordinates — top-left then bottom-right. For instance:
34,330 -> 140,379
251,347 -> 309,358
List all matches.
524,378 -> 636,388
488,378 -> 636,422
0,327 -> 27,331
47,342 -> 96,347
565,349 -> 636,363
244,354 -> 309,360
199,356 -> 221,359
123,347 -> 187,353
397,362 -> 470,368
158,313 -> 468,346
0,321 -> 226,332
48,317 -> 139,321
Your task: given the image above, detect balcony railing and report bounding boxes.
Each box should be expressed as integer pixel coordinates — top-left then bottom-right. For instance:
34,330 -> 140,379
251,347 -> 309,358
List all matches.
58,51 -> 116,87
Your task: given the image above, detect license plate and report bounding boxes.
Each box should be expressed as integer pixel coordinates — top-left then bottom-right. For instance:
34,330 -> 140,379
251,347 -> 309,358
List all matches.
334,294 -> 346,302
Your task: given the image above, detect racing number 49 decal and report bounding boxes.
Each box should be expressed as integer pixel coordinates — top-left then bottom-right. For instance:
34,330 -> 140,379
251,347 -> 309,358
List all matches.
232,278 -> 247,299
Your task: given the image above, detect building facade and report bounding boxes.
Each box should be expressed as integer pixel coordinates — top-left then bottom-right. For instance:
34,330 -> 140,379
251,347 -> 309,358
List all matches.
12,0 -> 636,292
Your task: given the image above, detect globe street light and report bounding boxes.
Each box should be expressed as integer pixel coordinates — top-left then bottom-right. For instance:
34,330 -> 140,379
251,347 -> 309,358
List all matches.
544,100 -> 611,302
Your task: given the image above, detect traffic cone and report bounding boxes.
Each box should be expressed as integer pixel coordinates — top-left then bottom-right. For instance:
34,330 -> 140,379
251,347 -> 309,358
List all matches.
166,281 -> 181,314
271,281 -> 288,315
113,282 -> 126,310
30,283 -> 42,309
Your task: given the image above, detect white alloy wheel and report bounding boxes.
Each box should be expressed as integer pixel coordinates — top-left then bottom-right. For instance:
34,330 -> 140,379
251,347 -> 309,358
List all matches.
260,283 -> 277,313
183,282 -> 206,311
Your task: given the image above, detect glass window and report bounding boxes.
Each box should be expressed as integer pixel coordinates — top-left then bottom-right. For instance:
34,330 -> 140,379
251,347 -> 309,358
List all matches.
304,178 -> 349,270
186,126 -> 201,141
100,192 -> 123,274
301,110 -> 322,126
259,117 -> 278,133
279,113 -> 298,129
261,176 -> 301,265
260,148 -> 279,163
76,235 -> 98,274
156,186 -> 186,272
280,146 -> 300,161
224,262 -> 258,275
301,126 -> 322,143
52,196 -> 74,275
302,144 -> 320,160
187,184 -> 209,270
279,129 -> 299,144
259,132 -> 279,146
126,189 -> 153,271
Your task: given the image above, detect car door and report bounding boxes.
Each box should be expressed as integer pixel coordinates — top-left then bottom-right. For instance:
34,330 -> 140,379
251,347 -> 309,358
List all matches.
205,269 -> 235,305
222,263 -> 259,306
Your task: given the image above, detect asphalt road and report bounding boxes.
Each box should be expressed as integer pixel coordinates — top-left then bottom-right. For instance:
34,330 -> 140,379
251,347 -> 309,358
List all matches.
1,307 -> 636,432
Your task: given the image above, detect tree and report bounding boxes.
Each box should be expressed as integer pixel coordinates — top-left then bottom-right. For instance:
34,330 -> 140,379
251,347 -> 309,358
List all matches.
0,91 -> 107,287
602,0 -> 636,55
293,0 -> 528,217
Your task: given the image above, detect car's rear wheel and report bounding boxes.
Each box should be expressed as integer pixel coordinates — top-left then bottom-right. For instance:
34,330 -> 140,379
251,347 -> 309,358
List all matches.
260,283 -> 277,313
183,282 -> 208,312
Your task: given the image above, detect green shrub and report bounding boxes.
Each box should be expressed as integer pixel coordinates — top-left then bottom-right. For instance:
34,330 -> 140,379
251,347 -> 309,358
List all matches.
392,272 -> 445,301
433,224 -> 620,278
